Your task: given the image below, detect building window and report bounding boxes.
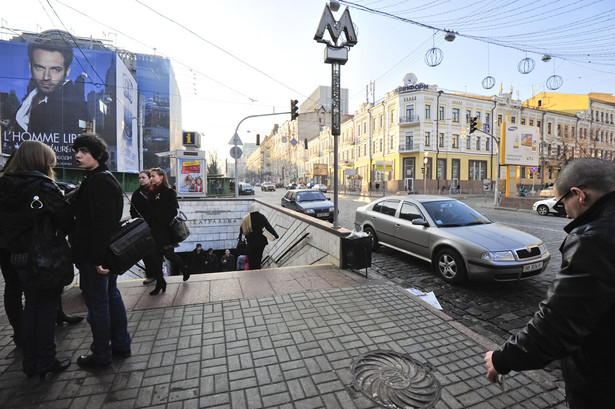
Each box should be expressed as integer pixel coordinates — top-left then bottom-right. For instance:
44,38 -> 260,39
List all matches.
557,124 -> 562,136
425,132 -> 431,147
548,122 -> 552,134
439,133 -> 444,147
521,118 -> 526,125
529,119 -> 534,126
452,159 -> 460,183
476,112 -> 481,121
469,160 -> 487,181
466,110 -> 472,122
452,134 -> 459,148
406,105 -> 415,122
601,112 -> 604,122
424,158 -> 432,179
537,120 -> 541,128
452,108 -> 460,123
511,116 -> 516,124
498,114 -> 503,125
437,158 -> 446,180
405,132 -> 414,150
425,105 -> 431,119
486,138 -> 490,151
466,135 -> 471,149
391,109 -> 395,123
439,106 -> 445,120
486,113 -> 490,127
476,136 -> 481,150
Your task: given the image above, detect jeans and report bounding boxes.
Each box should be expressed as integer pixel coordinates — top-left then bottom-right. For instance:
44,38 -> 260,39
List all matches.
77,261 -> 131,363
11,261 -> 61,375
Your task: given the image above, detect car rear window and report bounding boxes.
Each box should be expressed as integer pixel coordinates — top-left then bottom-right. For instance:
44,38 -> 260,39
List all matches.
373,200 -> 399,216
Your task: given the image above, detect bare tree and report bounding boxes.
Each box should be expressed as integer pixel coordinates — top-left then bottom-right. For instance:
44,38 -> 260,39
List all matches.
207,150 -> 222,175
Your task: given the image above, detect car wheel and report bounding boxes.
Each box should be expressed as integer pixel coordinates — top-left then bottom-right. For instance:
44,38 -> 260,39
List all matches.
536,205 -> 549,216
434,248 -> 467,284
363,226 -> 379,251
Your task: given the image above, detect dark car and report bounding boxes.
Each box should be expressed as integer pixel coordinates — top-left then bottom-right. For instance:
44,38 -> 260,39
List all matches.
238,183 -> 254,195
281,189 -> 334,222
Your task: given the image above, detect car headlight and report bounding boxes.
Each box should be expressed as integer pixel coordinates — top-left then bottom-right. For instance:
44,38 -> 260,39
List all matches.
305,209 -> 315,214
538,243 -> 547,254
329,207 -> 334,212
481,250 -> 515,261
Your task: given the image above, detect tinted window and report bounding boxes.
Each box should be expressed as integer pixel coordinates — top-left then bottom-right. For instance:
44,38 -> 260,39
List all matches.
374,200 -> 399,216
399,202 -> 423,221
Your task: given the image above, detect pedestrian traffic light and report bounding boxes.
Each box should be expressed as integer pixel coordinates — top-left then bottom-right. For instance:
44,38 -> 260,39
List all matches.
469,116 -> 478,134
290,99 -> 299,121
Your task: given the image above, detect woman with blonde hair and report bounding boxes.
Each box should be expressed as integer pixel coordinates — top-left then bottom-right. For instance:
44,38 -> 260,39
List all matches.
0,140 -> 74,378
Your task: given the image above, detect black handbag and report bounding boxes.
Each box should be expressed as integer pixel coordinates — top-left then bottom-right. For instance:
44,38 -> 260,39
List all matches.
170,211 -> 190,243
105,217 -> 156,274
236,235 -> 249,256
103,172 -> 156,274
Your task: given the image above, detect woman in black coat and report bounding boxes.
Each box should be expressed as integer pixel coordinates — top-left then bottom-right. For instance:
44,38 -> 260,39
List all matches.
240,203 -> 279,270
130,170 -> 158,285
0,140 -> 74,378
147,168 -> 189,295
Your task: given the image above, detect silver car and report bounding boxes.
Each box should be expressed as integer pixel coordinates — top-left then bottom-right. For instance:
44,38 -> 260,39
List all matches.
354,195 -> 550,283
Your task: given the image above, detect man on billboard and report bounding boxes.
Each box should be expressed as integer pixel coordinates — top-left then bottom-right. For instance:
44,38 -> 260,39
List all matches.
11,30 -> 89,139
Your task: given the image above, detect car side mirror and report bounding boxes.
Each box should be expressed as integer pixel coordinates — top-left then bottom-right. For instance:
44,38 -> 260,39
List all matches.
411,218 -> 429,226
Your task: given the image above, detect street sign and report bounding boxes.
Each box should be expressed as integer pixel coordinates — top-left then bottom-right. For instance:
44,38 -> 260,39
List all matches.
530,167 -> 538,172
230,146 -> 243,159
228,133 -> 243,146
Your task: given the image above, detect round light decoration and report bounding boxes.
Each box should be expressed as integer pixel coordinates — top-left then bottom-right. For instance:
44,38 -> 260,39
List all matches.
518,57 -> 536,74
425,47 -> 443,67
482,75 -> 496,90
546,74 -> 564,90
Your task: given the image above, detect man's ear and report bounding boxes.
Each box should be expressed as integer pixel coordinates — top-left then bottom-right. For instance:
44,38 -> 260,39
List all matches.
65,66 -> 71,78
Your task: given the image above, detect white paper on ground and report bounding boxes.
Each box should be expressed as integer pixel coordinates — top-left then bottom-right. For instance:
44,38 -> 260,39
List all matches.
406,288 -> 443,310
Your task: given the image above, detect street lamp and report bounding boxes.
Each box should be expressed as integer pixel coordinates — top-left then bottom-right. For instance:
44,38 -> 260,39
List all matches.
314,2 -> 358,228
423,153 -> 429,194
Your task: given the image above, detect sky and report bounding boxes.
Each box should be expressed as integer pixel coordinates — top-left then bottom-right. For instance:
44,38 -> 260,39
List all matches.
2,0 -> 614,161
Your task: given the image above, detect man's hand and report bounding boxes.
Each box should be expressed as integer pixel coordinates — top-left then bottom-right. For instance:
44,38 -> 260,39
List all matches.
484,351 -> 500,383
95,265 -> 110,275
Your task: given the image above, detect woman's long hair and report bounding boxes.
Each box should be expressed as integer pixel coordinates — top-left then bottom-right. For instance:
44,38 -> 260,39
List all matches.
150,167 -> 170,188
2,140 -> 56,179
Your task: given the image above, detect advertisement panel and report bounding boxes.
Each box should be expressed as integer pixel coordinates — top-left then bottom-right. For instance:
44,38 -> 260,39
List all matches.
500,123 -> 540,166
0,31 -> 132,170
116,57 -> 138,172
178,158 -> 205,195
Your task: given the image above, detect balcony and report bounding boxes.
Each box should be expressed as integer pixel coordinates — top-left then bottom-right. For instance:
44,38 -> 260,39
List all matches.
399,115 -> 421,125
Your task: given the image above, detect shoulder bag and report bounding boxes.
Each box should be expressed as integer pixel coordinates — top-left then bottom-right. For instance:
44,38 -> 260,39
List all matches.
170,210 -> 190,243
102,171 -> 156,274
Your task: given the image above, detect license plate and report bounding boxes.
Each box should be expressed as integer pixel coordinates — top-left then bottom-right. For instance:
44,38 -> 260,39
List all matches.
523,262 -> 543,272
317,213 -> 329,217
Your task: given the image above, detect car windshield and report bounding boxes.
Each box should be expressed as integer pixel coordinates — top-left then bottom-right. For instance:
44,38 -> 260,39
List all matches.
297,192 -> 326,201
422,200 -> 491,227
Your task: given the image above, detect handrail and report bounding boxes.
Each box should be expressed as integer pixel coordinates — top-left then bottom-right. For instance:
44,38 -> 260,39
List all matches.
272,232 -> 310,264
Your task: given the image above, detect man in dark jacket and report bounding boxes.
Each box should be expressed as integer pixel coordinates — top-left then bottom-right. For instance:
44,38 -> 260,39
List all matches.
485,158 -> 615,408
71,133 -> 131,368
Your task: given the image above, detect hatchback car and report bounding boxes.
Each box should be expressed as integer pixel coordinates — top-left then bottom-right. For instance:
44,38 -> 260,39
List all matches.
354,195 -> 550,283
281,190 -> 334,222
261,182 -> 276,191
238,183 -> 254,195
533,197 -> 566,217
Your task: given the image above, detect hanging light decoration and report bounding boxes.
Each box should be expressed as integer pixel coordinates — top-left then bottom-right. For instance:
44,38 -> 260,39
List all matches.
546,74 -> 563,90
482,44 -> 495,89
518,53 -> 536,74
541,54 -> 552,62
425,31 -> 443,67
444,30 -> 456,42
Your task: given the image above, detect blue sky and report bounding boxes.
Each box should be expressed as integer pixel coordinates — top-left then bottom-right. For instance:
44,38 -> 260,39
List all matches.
2,0 -> 613,160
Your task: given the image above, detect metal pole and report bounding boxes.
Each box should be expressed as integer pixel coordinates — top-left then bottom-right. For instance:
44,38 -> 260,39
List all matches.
332,61 -> 341,228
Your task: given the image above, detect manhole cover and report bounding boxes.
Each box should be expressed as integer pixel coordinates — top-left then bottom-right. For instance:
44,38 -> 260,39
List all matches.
350,350 -> 441,409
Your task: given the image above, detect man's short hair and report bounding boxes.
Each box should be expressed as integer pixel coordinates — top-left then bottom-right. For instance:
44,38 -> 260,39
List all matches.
28,29 -> 74,69
72,133 -> 109,165
555,158 -> 615,195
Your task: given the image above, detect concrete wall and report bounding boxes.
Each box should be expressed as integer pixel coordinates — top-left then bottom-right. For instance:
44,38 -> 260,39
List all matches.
175,198 -> 351,268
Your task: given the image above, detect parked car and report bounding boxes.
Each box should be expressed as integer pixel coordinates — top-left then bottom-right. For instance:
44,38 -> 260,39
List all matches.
238,183 -> 254,195
312,184 -> 327,193
281,189 -> 334,222
261,182 -> 276,191
533,197 -> 566,217
286,183 -> 297,190
354,195 -> 551,284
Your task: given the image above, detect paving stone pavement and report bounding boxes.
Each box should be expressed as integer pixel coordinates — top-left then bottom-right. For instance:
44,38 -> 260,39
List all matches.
0,264 -> 567,408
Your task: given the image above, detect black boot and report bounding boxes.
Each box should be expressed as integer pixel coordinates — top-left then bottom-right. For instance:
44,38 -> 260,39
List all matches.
56,312 -> 84,325
149,279 -> 167,296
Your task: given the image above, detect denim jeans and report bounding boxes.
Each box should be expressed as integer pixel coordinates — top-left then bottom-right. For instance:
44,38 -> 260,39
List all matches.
77,261 -> 131,363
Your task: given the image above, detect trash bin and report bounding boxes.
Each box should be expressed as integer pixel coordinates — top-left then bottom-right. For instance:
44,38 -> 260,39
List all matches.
342,234 -> 372,272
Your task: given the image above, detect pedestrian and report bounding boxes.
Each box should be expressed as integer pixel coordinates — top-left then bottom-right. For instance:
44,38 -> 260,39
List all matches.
239,203 -> 279,270
204,248 -> 219,273
484,157 -> 615,408
0,140 -> 74,378
147,167 -> 190,295
220,249 -> 235,272
70,133 -> 132,368
188,243 -> 206,275
130,170 -> 157,285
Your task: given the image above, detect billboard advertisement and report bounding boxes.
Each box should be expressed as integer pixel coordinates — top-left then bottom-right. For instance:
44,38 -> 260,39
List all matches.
500,123 -> 540,166
0,30 -> 138,172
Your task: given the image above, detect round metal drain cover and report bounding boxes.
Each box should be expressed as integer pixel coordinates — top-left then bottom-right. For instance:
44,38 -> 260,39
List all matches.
350,350 -> 441,408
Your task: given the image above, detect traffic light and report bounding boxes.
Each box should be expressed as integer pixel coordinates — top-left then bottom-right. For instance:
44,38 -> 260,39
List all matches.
469,116 -> 478,134
290,99 -> 299,121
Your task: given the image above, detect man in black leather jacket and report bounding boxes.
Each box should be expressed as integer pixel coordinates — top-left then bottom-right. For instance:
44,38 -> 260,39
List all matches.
485,158 -> 615,408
